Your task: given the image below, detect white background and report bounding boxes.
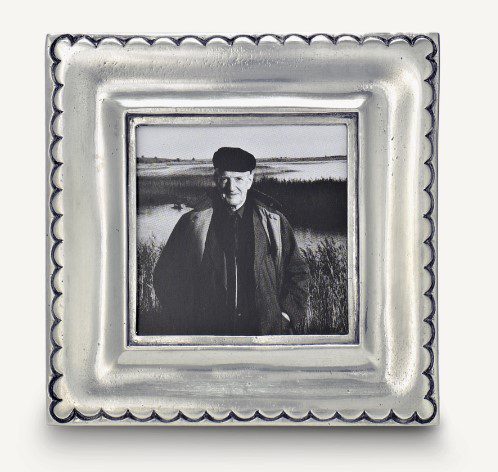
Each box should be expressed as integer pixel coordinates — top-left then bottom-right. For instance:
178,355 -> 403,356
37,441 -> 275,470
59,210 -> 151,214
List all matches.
1,1 -> 497,470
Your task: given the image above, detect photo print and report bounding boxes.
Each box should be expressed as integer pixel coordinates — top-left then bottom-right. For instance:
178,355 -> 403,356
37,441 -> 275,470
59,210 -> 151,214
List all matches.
135,123 -> 349,337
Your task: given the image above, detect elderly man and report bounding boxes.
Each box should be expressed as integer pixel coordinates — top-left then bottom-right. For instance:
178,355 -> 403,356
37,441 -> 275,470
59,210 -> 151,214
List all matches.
153,147 -> 310,335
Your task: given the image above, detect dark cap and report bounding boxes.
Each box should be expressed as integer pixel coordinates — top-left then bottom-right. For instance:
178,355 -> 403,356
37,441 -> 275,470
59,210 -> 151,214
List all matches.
212,147 -> 256,172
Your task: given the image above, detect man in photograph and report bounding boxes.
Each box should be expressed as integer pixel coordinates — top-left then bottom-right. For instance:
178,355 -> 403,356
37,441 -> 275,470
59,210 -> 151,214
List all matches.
153,147 -> 310,335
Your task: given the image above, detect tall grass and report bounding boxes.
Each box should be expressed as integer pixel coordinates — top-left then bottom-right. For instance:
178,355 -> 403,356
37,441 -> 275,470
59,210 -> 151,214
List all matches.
301,237 -> 348,334
254,177 -> 346,232
137,237 -> 347,335
137,173 -> 213,208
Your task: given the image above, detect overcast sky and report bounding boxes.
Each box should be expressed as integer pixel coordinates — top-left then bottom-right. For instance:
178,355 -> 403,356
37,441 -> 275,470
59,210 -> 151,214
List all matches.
136,124 -> 347,160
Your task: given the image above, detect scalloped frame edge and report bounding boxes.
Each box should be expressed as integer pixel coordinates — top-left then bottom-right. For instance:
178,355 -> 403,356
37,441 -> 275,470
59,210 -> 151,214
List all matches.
47,32 -> 439,426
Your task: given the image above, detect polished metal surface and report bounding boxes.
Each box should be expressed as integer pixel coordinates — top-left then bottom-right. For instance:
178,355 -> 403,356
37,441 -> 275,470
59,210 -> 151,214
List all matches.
46,33 -> 439,426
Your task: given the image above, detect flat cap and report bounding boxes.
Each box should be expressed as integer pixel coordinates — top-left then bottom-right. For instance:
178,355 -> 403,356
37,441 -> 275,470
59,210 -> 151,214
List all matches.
212,147 -> 256,172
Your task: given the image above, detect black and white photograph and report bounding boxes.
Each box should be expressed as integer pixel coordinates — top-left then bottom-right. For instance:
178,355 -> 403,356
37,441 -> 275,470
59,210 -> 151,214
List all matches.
134,122 -> 351,337
41,26 -> 446,432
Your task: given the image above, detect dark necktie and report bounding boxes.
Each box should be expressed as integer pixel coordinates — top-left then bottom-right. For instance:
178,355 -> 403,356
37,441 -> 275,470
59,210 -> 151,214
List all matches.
226,212 -> 239,314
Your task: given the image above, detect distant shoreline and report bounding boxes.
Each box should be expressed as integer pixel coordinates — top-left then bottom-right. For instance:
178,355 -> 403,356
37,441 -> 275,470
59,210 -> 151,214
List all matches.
137,155 -> 347,165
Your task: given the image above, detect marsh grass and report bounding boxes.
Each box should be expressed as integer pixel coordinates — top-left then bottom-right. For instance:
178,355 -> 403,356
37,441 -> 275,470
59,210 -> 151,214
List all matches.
301,237 -> 348,334
137,173 -> 213,208
254,178 -> 346,232
137,237 -> 348,335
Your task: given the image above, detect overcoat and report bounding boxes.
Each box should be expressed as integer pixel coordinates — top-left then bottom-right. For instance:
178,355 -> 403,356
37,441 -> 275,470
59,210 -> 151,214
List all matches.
152,191 -> 310,335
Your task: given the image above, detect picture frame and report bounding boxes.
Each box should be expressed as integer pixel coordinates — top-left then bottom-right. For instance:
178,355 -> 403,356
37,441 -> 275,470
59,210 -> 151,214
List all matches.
46,33 -> 439,426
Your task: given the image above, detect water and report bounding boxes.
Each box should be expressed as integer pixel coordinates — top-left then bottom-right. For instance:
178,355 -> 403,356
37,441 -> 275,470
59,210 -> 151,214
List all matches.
138,204 -> 193,246
137,203 -> 343,251
259,160 -> 347,181
137,159 -> 347,182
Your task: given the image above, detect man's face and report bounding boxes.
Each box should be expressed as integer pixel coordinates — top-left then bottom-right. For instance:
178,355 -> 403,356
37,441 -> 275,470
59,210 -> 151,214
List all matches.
214,170 -> 254,209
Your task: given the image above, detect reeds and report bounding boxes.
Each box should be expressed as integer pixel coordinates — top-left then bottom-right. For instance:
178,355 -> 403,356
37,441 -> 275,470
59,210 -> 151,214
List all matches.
301,237 -> 348,335
137,236 -> 348,335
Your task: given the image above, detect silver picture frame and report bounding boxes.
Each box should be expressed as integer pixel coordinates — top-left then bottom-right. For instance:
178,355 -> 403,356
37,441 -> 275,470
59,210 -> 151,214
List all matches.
46,33 -> 439,426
